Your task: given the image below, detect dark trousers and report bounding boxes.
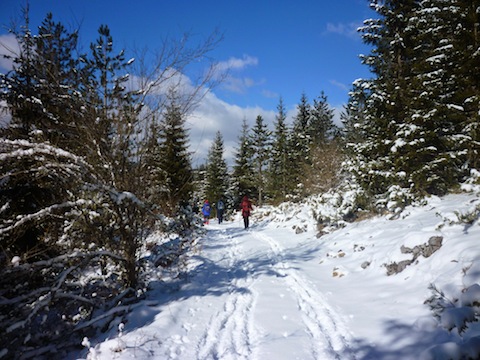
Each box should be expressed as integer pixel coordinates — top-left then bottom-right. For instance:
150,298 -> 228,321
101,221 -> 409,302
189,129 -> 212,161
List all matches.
243,216 -> 249,229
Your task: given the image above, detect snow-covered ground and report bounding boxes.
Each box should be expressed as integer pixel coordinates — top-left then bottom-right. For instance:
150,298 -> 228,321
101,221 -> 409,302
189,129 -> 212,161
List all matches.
74,192 -> 480,360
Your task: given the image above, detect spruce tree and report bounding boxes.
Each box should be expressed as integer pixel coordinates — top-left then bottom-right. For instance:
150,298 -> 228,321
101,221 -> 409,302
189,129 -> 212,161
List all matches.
250,115 -> 271,206
341,81 -> 368,149
456,0 -> 480,170
157,95 -> 194,214
288,92 -> 311,195
0,11 -> 86,255
309,91 -> 337,145
86,24 -> 139,187
232,118 -> 255,205
0,11 -> 84,147
305,92 -> 342,195
347,0 -> 480,202
205,131 -> 229,213
0,7 -> 38,140
349,0 -> 421,198
141,119 -> 165,211
268,97 -> 290,202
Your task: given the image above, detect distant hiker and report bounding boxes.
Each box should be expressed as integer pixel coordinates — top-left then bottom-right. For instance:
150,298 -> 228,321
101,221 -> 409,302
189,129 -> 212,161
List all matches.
240,195 -> 253,229
192,199 -> 199,214
202,200 -> 211,224
217,198 -> 225,224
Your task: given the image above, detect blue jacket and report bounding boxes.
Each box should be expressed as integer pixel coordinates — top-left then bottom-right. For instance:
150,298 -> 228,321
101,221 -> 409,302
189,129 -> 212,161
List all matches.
202,202 -> 211,216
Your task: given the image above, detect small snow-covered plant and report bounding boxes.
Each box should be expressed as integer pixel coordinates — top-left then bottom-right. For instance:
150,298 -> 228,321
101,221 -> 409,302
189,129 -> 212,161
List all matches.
111,322 -> 126,353
424,283 -> 457,322
454,203 -> 480,225
384,184 -> 419,214
423,283 -> 480,359
83,337 -> 99,360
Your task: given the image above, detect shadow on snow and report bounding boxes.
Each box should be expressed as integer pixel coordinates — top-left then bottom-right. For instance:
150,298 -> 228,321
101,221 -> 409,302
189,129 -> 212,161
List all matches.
77,222 -> 458,360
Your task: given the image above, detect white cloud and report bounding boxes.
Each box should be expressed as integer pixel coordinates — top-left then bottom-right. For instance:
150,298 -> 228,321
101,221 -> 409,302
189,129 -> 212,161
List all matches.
261,89 -> 279,99
325,22 -> 362,40
187,91 -> 275,166
222,76 -> 266,94
0,33 -> 20,71
330,79 -> 350,92
217,54 -> 258,72
215,54 -> 263,95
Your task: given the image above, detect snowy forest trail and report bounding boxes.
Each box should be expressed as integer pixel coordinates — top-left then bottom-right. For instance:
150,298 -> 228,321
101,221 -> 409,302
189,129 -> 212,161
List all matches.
86,219 -> 356,360
70,193 -> 480,360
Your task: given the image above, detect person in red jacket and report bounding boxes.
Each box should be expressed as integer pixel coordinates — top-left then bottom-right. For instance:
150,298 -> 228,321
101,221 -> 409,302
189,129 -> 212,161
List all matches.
240,195 -> 253,229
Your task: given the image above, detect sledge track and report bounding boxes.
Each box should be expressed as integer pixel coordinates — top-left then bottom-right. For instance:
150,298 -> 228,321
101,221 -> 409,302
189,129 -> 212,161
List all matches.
252,230 -> 356,360
196,228 -> 258,360
155,223 -> 355,360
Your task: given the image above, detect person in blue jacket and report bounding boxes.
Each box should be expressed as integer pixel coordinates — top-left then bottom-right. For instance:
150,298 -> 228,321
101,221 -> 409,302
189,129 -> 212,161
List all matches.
202,199 -> 211,224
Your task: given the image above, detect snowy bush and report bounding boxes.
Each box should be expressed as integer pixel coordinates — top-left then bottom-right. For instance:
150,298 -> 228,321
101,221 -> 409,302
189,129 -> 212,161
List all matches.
0,139 -> 159,358
423,283 -> 480,359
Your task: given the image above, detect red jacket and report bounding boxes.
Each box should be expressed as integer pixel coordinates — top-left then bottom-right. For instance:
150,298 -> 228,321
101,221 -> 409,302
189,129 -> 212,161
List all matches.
241,196 -> 252,217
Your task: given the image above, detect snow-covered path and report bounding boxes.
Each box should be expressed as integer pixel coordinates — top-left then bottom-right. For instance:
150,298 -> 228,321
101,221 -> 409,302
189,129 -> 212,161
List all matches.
77,193 -> 480,360
154,222 -> 354,360
83,220 -> 355,360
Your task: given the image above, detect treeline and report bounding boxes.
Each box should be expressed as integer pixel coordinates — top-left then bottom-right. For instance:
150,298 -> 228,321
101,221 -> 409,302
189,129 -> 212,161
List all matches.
196,92 -> 341,215
201,0 -> 480,218
343,0 -> 480,207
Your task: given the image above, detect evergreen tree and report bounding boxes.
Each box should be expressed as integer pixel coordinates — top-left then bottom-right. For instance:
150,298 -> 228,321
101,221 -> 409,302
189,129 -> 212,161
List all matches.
86,25 -> 139,187
157,94 -> 194,214
34,13 -> 85,149
141,119 -> 165,211
0,7 -> 39,140
304,92 -> 342,196
205,131 -> 229,213
0,11 -> 87,256
268,97 -> 291,202
0,11 -> 84,148
407,0 -> 480,190
288,92 -> 311,194
291,92 -> 311,157
346,0 -> 480,202
309,91 -> 337,145
348,0 -> 422,198
340,80 -> 368,148
456,0 -> 480,170
250,115 -> 271,206
232,118 -> 255,205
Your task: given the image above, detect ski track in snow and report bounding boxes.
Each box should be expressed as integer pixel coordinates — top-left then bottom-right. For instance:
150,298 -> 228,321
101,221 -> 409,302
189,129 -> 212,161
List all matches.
252,230 -> 356,360
195,229 -> 258,360
142,223 -> 356,360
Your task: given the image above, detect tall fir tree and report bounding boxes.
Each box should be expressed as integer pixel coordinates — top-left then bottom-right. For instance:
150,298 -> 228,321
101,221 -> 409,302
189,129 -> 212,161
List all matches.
308,91 -> 337,145
0,7 -> 39,139
341,80 -> 368,149
205,131 -> 229,213
346,0 -> 480,202
0,11 -> 89,257
288,92 -> 311,194
141,119 -> 166,211
456,0 -> 480,169
232,118 -> 255,205
268,97 -> 291,202
250,115 -> 271,206
304,92 -> 342,195
157,95 -> 194,214
0,11 -> 84,148
86,25 -> 139,187
347,0 -> 423,198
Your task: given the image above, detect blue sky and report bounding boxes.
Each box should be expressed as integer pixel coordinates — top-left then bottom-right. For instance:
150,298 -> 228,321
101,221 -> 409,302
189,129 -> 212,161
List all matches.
0,0 -> 375,164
